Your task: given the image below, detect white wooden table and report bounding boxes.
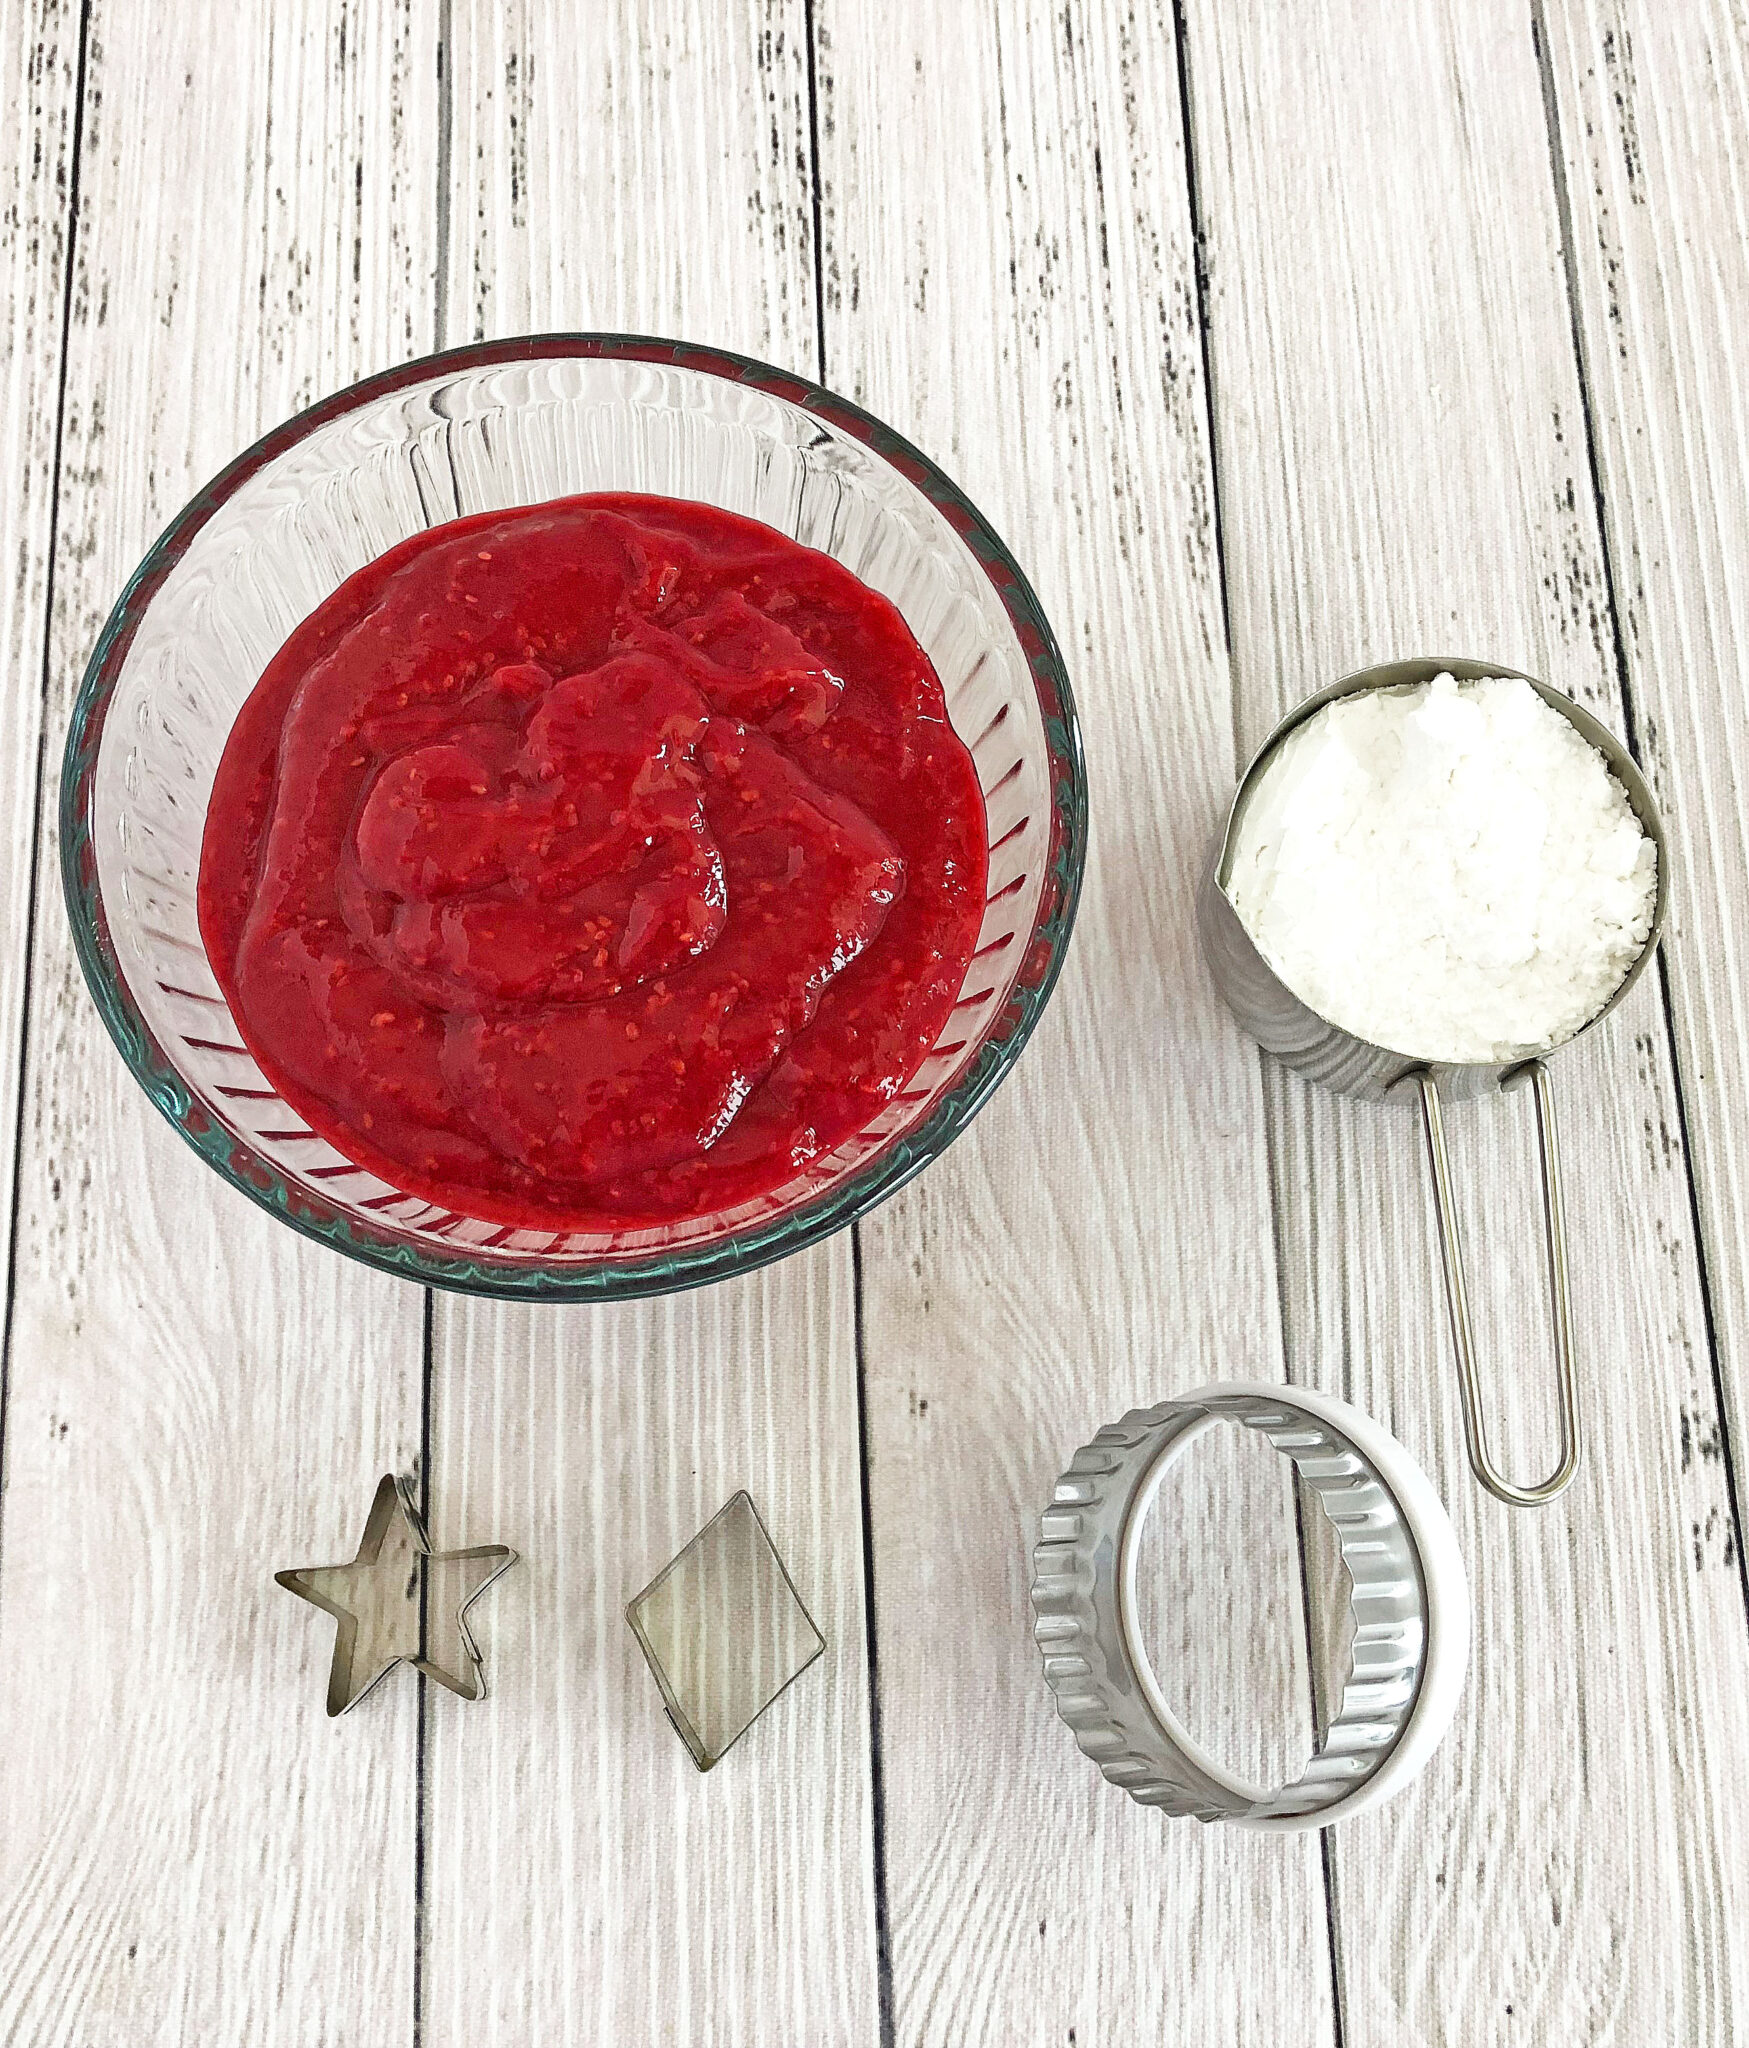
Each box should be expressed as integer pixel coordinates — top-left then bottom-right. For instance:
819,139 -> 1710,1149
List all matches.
3,3 -> 1747,2042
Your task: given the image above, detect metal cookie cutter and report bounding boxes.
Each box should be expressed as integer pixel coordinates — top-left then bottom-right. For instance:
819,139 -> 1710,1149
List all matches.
1031,1383 -> 1469,1828
1200,657 -> 1669,1507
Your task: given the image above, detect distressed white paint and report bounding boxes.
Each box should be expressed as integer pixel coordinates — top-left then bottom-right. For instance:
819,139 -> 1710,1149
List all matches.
0,4 -> 437,2045
1541,0 -> 1749,1562
820,2 -> 1335,2044
0,2 -> 1745,2044
419,8 -> 879,2048
1185,2 -> 1749,2042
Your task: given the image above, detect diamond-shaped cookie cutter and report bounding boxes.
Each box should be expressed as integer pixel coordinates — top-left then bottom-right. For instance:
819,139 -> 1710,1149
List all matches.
626,1490 -> 825,1770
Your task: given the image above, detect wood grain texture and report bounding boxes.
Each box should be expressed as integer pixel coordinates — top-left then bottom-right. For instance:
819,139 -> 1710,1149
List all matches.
2,3 -> 1748,2041
819,3 -> 1337,2043
424,1271 -> 875,2046
418,8 -> 879,2044
441,0 -> 818,358
1540,0 -> 1749,1574
0,4 -> 437,2042
0,0 -> 81,1294
1183,0 -> 1749,2040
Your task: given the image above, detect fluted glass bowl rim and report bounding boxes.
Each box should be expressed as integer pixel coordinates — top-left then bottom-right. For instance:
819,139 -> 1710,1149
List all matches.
61,332 -> 1088,1301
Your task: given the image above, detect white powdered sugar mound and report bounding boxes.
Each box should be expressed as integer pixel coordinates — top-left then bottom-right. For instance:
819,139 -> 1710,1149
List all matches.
1227,674 -> 1658,1064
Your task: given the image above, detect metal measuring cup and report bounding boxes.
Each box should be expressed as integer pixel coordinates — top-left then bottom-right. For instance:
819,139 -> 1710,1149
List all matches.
1198,657 -> 1670,1508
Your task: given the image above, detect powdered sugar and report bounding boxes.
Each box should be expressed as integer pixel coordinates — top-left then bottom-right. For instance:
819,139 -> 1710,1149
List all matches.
1226,674 -> 1657,1063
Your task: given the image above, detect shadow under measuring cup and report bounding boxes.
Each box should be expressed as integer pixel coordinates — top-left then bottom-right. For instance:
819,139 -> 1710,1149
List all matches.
1198,656 -> 1670,1508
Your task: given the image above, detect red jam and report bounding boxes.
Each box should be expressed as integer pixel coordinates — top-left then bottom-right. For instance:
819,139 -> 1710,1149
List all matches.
198,494 -> 989,1229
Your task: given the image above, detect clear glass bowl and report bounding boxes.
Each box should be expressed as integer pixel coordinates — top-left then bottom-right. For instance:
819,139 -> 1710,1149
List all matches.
61,336 -> 1087,1300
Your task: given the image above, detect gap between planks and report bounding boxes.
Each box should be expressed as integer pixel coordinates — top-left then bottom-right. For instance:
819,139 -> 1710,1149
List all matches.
797,12 -> 896,2038
1171,2 -> 1347,2037
0,0 -> 95,1581
1528,0 -> 1749,1635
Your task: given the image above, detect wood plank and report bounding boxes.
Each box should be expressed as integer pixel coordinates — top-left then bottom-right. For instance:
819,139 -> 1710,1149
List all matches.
819,4 -> 1339,2043
0,0 -> 80,1288
417,8 -> 880,2044
1182,0 -> 1749,2039
0,4 -> 438,2041
1540,0 -> 1749,1577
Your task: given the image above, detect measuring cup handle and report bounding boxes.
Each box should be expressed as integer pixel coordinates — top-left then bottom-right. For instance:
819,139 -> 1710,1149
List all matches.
1414,1063 -> 1579,1507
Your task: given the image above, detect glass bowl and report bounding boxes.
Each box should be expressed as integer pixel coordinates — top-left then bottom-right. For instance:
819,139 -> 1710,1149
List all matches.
62,335 -> 1086,1301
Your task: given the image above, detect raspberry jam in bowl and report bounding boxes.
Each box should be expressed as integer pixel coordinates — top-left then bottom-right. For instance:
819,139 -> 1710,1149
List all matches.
62,336 -> 1086,1299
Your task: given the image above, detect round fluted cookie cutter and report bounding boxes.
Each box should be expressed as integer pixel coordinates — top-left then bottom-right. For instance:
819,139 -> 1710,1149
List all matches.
1031,1383 -> 1469,1829
1199,657 -> 1669,1506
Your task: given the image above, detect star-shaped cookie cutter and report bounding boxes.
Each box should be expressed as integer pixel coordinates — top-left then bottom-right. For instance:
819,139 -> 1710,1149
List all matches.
276,1474 -> 516,1716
